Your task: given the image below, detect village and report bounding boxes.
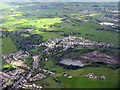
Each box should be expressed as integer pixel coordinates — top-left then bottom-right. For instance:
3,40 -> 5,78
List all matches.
0,34 -> 118,89
32,36 -> 113,52
0,50 -> 55,89
0,1 -> 119,89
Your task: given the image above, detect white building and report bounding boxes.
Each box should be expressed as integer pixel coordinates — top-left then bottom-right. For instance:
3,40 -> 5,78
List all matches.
99,22 -> 115,26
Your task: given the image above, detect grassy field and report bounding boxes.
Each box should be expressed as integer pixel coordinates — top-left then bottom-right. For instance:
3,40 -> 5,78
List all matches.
43,59 -> 67,73
30,20 -> 118,45
55,67 -> 119,88
38,32 -> 64,41
43,60 -> 55,69
56,77 -> 118,88
55,69 -> 84,77
49,66 -> 66,73
34,77 -> 63,88
1,3 -> 119,46
2,17 -> 63,31
55,21 -> 118,45
0,37 -> 17,54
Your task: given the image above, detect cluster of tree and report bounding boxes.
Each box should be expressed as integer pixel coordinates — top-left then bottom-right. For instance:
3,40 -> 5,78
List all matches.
2,31 -> 43,51
27,45 -> 47,56
56,63 -> 81,70
2,66 -> 15,72
60,34 -> 69,37
85,62 -> 120,70
63,47 -> 95,57
85,34 -> 94,36
24,57 -> 34,68
32,69 -> 45,75
92,5 -> 99,7
12,34 -> 43,51
96,28 -> 119,33
98,47 -> 119,57
42,30 -> 63,33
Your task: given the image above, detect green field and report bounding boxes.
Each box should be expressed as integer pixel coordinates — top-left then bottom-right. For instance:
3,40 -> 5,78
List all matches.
0,2 -> 119,89
1,3 -> 119,46
43,60 -> 55,69
55,21 -> 118,45
49,66 -> 66,73
55,67 -> 119,88
0,37 -> 17,54
34,77 -> 63,88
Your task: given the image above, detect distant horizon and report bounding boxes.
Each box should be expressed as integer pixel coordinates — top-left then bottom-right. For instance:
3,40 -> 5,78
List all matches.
1,0 -> 120,2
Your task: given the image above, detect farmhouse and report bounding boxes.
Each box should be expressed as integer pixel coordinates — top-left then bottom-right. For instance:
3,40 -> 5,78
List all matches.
85,73 -> 106,80
62,73 -> 69,77
112,10 -> 120,13
99,22 -> 115,26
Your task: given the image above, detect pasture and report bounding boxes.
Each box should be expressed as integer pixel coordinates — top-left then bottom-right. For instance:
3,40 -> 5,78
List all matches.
55,67 -> 118,88
34,77 -> 62,88
2,18 -> 63,31
0,37 -> 17,54
43,60 -> 55,69
1,2 -> 119,46
55,21 -> 118,45
49,66 -> 66,73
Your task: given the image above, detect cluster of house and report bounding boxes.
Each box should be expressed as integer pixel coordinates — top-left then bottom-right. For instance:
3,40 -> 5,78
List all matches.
99,22 -> 115,26
40,68 -> 55,75
0,50 -> 30,67
28,73 -> 46,81
17,83 -> 43,89
85,73 -> 106,80
33,55 -> 39,69
0,50 -> 44,89
78,10 -> 99,14
26,29 -> 34,32
44,36 -> 113,50
112,10 -> 120,13
33,36 -> 113,52
10,14 -> 22,17
99,15 -> 118,22
83,51 -> 118,64
0,48 -> 57,89
0,68 -> 25,89
12,76 -> 43,89
0,67 -> 46,89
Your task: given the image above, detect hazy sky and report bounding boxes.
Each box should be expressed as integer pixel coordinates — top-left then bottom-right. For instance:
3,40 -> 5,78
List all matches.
1,0 -> 120,2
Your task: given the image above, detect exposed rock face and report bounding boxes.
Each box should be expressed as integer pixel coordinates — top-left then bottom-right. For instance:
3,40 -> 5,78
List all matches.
83,51 -> 118,64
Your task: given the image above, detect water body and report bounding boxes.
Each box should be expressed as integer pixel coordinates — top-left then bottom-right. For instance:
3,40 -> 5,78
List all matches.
60,59 -> 84,67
